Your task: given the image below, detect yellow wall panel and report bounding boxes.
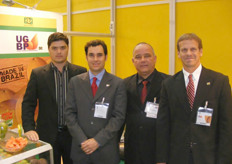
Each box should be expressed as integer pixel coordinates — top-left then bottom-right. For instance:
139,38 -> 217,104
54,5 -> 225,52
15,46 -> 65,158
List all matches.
71,11 -> 110,33
36,0 -> 67,13
63,15 -> 67,31
176,0 -> 232,83
116,4 -> 169,78
117,0 -> 167,6
63,11 -> 110,33
72,0 -> 110,11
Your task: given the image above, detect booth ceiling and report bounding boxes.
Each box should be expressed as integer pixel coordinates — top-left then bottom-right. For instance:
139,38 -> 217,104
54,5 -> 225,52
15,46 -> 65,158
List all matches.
0,0 -> 67,12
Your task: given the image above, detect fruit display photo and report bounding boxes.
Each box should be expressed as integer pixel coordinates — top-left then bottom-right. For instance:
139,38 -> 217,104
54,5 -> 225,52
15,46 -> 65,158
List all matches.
0,116 -> 8,139
0,56 -> 50,129
4,136 -> 28,153
0,130 -> 49,163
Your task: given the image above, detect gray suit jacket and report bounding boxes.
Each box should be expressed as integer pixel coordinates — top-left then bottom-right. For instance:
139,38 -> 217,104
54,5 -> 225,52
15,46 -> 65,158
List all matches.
65,71 -> 127,164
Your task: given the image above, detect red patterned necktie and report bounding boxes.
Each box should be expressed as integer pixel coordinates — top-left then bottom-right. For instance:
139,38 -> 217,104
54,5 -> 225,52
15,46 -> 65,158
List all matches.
91,77 -> 98,97
141,80 -> 148,104
187,74 -> 195,109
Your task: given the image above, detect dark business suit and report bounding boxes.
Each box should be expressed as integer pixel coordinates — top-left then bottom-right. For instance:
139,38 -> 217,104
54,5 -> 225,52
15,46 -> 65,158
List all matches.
65,71 -> 127,164
156,66 -> 232,164
22,62 -> 87,161
123,69 -> 169,164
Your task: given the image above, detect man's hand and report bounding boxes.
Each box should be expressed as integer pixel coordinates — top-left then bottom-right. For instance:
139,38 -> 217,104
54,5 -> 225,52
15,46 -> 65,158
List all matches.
24,130 -> 39,142
81,138 -> 99,155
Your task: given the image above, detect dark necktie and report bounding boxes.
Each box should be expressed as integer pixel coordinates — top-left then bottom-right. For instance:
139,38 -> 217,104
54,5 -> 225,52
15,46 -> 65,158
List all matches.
187,74 -> 195,109
141,80 -> 148,104
91,77 -> 98,97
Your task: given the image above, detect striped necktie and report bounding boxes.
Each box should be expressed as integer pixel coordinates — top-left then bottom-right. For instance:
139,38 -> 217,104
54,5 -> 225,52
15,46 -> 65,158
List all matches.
187,74 -> 195,109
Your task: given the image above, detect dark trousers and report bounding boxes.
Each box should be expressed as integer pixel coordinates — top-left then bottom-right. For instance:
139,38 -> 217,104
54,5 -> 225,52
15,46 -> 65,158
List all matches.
53,130 -> 73,164
189,149 -> 194,164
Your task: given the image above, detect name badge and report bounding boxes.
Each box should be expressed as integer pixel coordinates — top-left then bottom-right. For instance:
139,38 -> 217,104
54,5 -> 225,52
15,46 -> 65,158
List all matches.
144,98 -> 159,119
94,97 -> 109,119
196,101 -> 213,126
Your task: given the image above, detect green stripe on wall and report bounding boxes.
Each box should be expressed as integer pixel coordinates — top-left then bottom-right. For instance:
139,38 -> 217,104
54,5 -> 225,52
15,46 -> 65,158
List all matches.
0,53 -> 50,58
0,26 -> 56,32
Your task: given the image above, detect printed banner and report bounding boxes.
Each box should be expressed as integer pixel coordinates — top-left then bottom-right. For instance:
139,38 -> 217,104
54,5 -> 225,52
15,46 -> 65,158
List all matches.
0,6 -> 62,129
0,30 -> 53,55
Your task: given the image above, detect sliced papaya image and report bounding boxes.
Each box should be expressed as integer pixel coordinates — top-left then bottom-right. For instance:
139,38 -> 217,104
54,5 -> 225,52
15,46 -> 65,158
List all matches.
4,136 -> 28,153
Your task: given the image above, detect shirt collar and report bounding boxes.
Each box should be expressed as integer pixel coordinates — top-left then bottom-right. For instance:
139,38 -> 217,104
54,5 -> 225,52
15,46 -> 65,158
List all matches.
51,62 -> 68,71
137,69 -> 155,85
89,69 -> 105,81
183,64 -> 202,82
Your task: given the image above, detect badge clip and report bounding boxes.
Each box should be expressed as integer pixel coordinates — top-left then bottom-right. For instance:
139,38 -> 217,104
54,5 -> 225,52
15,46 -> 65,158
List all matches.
154,97 -> 156,103
101,97 -> 105,104
204,101 -> 208,109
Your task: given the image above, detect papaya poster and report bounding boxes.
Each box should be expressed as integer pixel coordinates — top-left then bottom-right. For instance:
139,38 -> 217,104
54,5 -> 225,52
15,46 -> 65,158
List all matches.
0,6 -> 62,129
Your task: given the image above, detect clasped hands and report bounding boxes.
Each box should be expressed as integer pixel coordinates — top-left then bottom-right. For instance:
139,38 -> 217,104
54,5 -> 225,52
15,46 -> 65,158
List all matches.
81,138 -> 99,155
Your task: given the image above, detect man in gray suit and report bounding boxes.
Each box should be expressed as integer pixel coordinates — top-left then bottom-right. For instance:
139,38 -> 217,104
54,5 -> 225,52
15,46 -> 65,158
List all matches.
65,39 -> 127,164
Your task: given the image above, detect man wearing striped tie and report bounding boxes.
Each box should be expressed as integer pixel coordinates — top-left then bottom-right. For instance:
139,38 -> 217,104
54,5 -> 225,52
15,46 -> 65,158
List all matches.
156,33 -> 232,164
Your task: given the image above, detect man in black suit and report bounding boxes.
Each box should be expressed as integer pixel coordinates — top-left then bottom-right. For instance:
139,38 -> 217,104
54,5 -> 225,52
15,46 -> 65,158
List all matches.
123,42 -> 169,164
156,33 -> 232,164
22,32 -> 87,164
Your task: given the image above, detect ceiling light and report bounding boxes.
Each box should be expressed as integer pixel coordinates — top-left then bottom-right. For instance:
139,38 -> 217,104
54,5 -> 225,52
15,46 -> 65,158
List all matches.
2,0 -> 31,9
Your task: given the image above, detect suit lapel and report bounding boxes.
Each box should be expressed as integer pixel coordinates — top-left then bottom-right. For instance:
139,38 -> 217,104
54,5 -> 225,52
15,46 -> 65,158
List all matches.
43,64 -> 56,101
93,72 -> 112,102
128,74 -> 141,107
147,70 -> 161,103
174,72 -> 191,112
67,62 -> 77,80
67,63 -> 74,80
193,67 -> 213,110
79,72 -> 93,101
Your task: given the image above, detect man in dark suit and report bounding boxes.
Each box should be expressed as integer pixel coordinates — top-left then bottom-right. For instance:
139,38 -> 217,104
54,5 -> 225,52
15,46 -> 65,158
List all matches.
22,32 -> 87,164
156,33 -> 232,164
123,42 -> 169,164
64,39 -> 127,164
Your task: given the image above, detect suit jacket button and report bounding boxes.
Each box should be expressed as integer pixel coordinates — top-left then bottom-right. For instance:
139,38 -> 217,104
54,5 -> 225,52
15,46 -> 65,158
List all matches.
91,121 -> 93,125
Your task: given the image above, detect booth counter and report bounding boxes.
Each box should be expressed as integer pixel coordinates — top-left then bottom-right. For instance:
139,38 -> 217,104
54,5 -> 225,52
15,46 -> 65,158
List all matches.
0,130 -> 53,164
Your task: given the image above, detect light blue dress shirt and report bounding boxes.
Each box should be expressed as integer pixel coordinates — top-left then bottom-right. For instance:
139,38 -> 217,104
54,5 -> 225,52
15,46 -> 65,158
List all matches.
89,69 -> 105,87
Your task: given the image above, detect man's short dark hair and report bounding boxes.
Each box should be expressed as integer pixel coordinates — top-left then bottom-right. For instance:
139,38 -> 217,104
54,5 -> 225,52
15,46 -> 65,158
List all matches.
47,32 -> 69,48
85,39 -> 108,56
177,33 -> 203,51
